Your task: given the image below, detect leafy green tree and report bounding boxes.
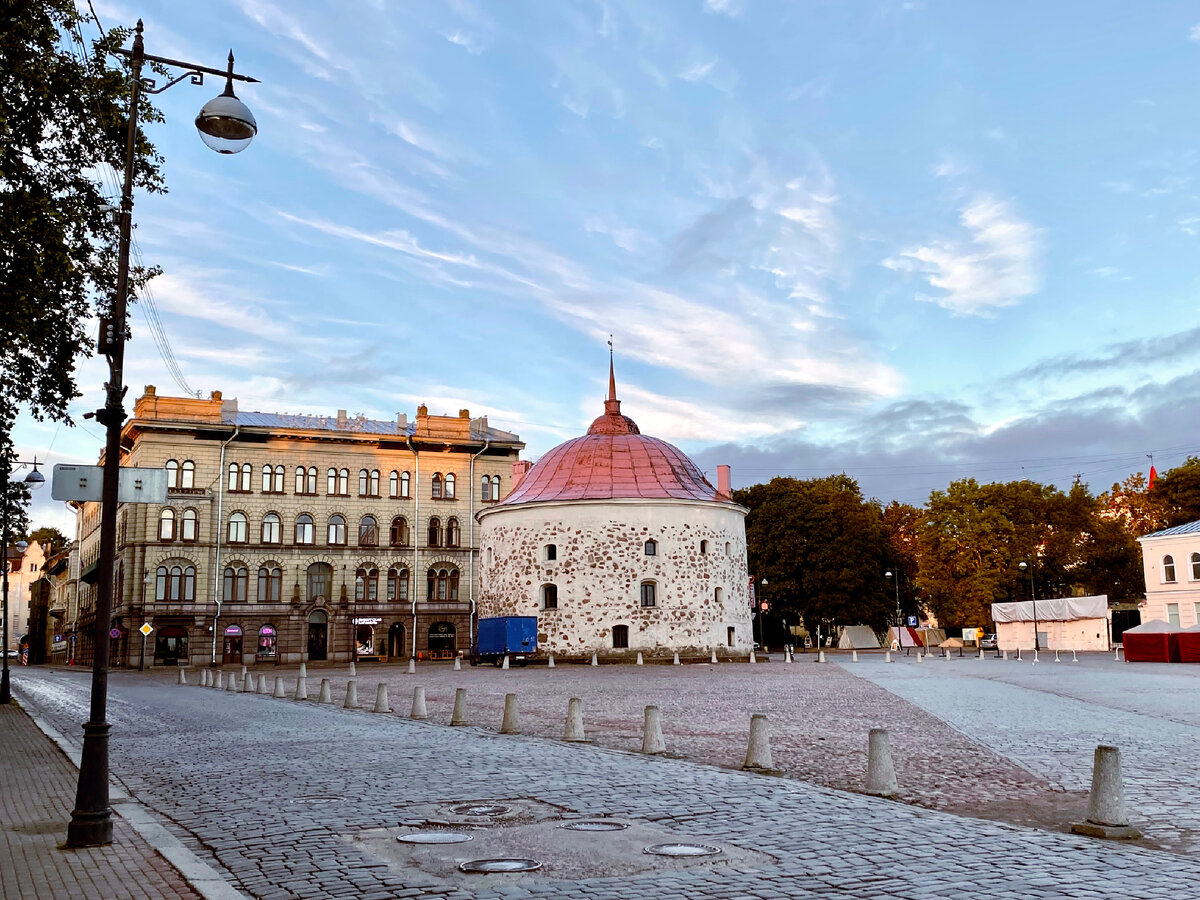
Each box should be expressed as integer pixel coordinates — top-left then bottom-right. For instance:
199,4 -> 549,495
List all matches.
1151,457 -> 1200,529
1,1 -> 162,483
735,475 -> 893,634
1098,472 -> 1163,537
21,525 -> 68,550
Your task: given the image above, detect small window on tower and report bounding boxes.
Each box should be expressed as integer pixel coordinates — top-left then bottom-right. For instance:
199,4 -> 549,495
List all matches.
644,539 -> 657,556
546,544 -> 557,561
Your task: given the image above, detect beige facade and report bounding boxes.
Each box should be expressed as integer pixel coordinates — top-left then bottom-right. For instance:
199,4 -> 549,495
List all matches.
1138,521 -> 1200,628
74,386 -> 523,668
3,540 -> 45,655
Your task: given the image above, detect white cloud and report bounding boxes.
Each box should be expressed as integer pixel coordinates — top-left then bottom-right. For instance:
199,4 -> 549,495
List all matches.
883,197 -> 1041,315
704,0 -> 746,18
1189,23 -> 1200,41
443,30 -> 488,54
1179,216 -> 1200,237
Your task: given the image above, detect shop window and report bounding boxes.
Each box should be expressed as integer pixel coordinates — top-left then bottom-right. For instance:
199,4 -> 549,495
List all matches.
390,516 -> 409,547
180,460 -> 195,488
261,513 -> 281,544
257,567 -> 282,604
295,514 -> 314,545
446,517 -> 460,548
640,581 -> 657,608
223,566 -> 248,603
612,624 -> 629,649
257,625 -> 277,658
359,515 -> 378,546
644,539 -> 657,556
227,512 -> 248,543
328,514 -> 347,546
159,508 -> 175,541
542,584 -> 558,610
181,508 -> 198,542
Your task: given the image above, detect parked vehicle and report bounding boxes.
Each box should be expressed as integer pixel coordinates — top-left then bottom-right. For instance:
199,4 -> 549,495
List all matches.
979,633 -> 998,650
471,616 -> 538,666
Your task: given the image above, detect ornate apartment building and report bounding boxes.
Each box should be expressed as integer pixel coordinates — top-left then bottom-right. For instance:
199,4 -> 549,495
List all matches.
74,386 -> 523,668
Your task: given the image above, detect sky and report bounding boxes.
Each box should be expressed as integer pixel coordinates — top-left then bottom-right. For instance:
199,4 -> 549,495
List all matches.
11,0 -> 1200,533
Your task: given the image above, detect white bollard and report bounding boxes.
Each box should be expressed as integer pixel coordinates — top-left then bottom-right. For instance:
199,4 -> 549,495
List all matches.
642,705 -> 666,755
214,670 -> 225,690
344,680 -> 360,709
240,665 -> 247,680
177,668 -> 188,685
817,650 -> 826,663
1115,646 -> 1121,661
742,714 -> 774,771
1003,650 -> 1009,660
450,688 -> 469,726
453,657 -> 461,671
1055,650 -> 1061,663
299,662 -> 307,678
636,651 -> 643,666
942,647 -> 949,659
1071,745 -> 1142,839
201,668 -> 211,687
915,652 -> 923,664
500,692 -> 520,734
372,682 -> 390,713
272,677 -> 286,699
547,654 -> 555,668
242,672 -> 255,693
410,685 -> 428,720
673,652 -> 680,666
255,674 -> 267,694
225,674 -> 237,693
349,661 -> 356,677
786,650 -> 793,663
1072,649 -> 1079,663
1033,649 -> 1039,665
885,650 -> 892,663
749,650 -> 757,664
294,676 -> 308,701
710,649 -> 719,664
852,650 -> 859,663
562,697 -> 586,742
590,652 -> 598,667
978,647 -> 984,660
501,655 -> 510,670
318,678 -> 332,704
407,658 -> 416,675
866,728 -> 899,797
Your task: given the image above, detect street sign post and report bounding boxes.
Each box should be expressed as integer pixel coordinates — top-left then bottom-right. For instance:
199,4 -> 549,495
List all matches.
51,465 -> 167,504
138,623 -> 153,672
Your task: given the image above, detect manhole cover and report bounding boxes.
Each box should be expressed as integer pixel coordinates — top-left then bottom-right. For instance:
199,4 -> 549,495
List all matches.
451,804 -> 510,817
397,831 -> 473,844
458,858 -> 542,873
644,843 -> 723,857
558,821 -> 629,832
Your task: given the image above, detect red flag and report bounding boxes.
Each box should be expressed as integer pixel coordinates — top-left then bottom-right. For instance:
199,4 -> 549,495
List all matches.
1149,466 -> 1157,489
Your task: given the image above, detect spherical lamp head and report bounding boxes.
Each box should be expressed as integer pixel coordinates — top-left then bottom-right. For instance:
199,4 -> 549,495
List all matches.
23,464 -> 45,490
195,69 -> 257,155
1018,561 -> 1027,573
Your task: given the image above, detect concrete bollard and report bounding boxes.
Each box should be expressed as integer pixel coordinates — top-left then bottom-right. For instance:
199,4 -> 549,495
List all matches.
214,670 -> 224,690
673,652 -> 681,666
885,650 -> 892,663
942,647 -> 949,659
500,692 -> 521,734
852,650 -> 859,663
866,728 -> 899,796
1055,650 -> 1061,663
642,705 -> 666,755
240,665 -> 247,680
410,686 -> 428,720
453,657 -> 461,671
978,648 -> 984,660
225,674 -> 236,693
1033,649 -> 1040,665
710,649 -> 718,664
299,662 -> 307,678
1003,650 -> 1009,660
590,652 -> 598,667
742,714 -> 774,771
817,650 -> 826,663
1016,648 -> 1022,660
178,668 -> 188,686
349,661 -> 357,677
915,652 -> 923,664
749,650 -> 757,664
344,680 -> 360,709
242,672 -> 255,693
547,654 -> 555,668
501,655 -> 510,670
407,658 -> 416,675
294,676 -> 308,701
450,688 -> 469,725
785,650 -> 793,663
562,697 -> 586,742
201,668 -> 210,687
318,678 -> 332,704
272,677 -> 286,699
1071,746 -> 1142,839
256,674 -> 268,694
1072,650 -> 1079,663
372,683 -> 390,714
1115,646 -> 1121,661
636,651 -> 644,666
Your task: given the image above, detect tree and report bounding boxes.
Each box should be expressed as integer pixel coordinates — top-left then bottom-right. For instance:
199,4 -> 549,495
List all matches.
1,1 -> 162,483
1098,472 -> 1163,537
881,501 -> 922,622
21,525 -> 68,551
735,475 -> 894,634
1151,457 -> 1200,529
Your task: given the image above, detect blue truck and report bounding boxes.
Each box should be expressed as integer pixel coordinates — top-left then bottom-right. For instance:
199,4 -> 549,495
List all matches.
472,616 -> 538,667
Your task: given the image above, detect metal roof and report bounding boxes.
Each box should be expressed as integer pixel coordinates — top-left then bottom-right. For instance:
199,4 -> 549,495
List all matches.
223,410 -> 519,442
1141,520 -> 1200,539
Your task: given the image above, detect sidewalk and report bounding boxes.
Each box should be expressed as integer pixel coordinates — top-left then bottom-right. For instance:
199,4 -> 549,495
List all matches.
0,702 -> 202,900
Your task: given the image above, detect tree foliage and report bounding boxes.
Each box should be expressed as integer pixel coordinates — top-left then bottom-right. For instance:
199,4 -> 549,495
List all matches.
1,0 -> 163,483
1151,457 -> 1200,530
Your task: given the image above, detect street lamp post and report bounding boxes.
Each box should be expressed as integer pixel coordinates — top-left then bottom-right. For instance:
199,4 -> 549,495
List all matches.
758,578 -> 768,651
885,569 -> 901,651
2,460 -> 47,704
68,21 -> 257,849
1018,561 -> 1038,651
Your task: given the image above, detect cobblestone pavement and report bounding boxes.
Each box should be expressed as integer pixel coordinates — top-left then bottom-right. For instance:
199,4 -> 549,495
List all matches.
846,653 -> 1200,855
12,663 -> 1200,900
0,702 -> 202,900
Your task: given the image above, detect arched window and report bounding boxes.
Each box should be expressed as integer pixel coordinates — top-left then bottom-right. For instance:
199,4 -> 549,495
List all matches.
448,568 -> 459,600
390,516 -> 409,547
155,566 -> 168,600
431,473 -> 443,499
223,565 -> 248,603
338,468 -> 349,494
700,540 -> 708,555
327,468 -> 337,494
165,459 -> 178,488
426,567 -> 459,600
261,513 -> 281,544
481,475 -> 491,502
400,471 -> 411,498
274,465 -> 285,492
257,567 -> 282,604
328,514 -> 347,545
725,542 -> 731,556
542,584 -> 558,610
645,539 -> 657,556
359,469 -> 369,495
612,624 -> 629,649
428,517 -> 442,547
169,566 -> 183,601
545,544 -> 557,561
715,587 -> 724,604
355,567 -> 379,601
228,512 -> 248,543
295,466 -> 307,493
389,470 -> 399,497
1163,555 -> 1177,583
181,508 -> 198,542
228,462 -> 239,490
446,517 -> 460,548
262,465 -> 273,492
241,463 -> 252,490
444,473 -> 455,499
1192,552 -> 1200,581
491,475 -> 501,501
359,515 -> 378,546
306,562 -> 333,602
370,469 -> 379,495
159,508 -> 176,541
183,566 -> 195,601
295,514 -> 314,545
180,460 -> 195,488
640,581 -> 657,608
387,567 -> 409,602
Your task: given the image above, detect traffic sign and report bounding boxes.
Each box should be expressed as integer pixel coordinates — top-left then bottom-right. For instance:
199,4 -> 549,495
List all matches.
139,623 -> 153,637
907,616 -> 918,627
109,627 -> 121,639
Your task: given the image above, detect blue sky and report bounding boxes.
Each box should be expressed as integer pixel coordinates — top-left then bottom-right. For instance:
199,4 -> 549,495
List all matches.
13,0 -> 1200,531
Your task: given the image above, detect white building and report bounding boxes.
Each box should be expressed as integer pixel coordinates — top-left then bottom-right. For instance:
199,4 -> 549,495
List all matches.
1137,520 -> 1200,628
3,540 -> 45,654
477,364 -> 752,657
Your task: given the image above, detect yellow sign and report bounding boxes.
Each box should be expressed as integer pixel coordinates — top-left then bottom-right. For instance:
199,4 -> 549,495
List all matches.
139,623 -> 153,636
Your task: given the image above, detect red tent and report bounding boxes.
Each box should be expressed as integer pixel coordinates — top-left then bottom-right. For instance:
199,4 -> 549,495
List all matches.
1178,624 -> 1200,663
1123,620 -> 1182,663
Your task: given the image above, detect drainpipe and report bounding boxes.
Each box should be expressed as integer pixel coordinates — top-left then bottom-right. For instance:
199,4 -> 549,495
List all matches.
468,435 -> 490,652
210,426 -> 238,666
406,435 -> 419,660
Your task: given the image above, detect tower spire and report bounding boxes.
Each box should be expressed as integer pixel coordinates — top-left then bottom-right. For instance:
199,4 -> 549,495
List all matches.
607,334 -> 617,402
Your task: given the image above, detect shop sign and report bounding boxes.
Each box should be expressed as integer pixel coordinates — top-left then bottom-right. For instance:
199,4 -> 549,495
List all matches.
352,616 -> 382,625
260,625 -> 276,636
224,625 -> 242,636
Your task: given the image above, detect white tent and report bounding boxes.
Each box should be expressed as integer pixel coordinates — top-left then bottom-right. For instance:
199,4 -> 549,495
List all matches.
837,626 -> 882,650
990,595 -> 1109,652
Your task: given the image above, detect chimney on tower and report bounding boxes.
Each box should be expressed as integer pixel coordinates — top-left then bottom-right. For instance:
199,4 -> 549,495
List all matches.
717,465 -> 732,499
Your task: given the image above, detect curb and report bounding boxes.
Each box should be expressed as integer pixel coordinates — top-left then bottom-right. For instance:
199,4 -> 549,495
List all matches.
13,689 -> 248,900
